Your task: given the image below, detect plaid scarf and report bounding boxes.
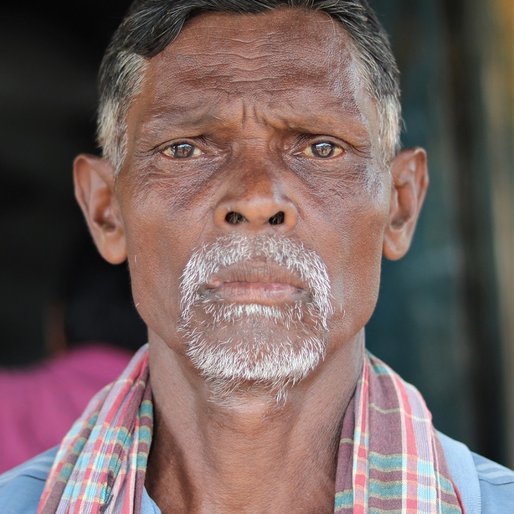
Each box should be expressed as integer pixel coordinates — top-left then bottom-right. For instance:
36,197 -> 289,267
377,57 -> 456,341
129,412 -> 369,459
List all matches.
38,345 -> 152,514
335,354 -> 463,513
38,345 -> 463,513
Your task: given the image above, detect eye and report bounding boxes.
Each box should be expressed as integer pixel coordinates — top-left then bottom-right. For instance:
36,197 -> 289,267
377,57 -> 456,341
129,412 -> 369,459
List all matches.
161,142 -> 202,159
303,141 -> 344,159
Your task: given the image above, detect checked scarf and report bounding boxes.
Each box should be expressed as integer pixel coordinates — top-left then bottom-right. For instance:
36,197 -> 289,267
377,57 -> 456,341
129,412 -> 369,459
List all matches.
335,355 -> 463,513
38,344 -> 152,514
38,344 -> 463,513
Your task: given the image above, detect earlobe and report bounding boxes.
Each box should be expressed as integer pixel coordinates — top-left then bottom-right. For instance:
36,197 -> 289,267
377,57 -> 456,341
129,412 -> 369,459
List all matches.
383,147 -> 428,261
73,154 -> 127,264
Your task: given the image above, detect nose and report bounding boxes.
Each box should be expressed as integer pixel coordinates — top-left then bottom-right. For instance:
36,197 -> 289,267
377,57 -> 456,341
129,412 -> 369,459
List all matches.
213,165 -> 298,233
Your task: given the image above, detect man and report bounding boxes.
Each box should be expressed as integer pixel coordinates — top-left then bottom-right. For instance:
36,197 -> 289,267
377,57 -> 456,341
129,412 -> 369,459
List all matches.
1,0 -> 512,512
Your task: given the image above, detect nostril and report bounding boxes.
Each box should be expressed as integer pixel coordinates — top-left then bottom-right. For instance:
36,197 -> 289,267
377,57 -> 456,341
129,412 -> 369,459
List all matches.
225,211 -> 247,225
268,211 -> 285,225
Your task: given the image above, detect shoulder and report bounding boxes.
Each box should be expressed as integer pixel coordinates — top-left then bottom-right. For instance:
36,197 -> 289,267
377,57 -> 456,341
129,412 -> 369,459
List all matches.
472,450 -> 514,513
438,431 -> 514,513
0,446 -> 57,514
0,446 -> 161,514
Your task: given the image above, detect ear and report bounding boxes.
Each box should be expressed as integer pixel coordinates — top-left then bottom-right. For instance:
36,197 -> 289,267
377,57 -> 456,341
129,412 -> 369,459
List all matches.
73,154 -> 127,264
383,147 -> 428,261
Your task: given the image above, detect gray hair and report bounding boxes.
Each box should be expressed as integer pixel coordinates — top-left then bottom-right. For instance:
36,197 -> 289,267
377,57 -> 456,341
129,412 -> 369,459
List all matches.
97,0 -> 401,174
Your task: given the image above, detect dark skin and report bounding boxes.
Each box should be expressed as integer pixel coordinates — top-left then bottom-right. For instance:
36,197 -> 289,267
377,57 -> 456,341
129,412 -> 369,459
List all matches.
74,8 -> 428,514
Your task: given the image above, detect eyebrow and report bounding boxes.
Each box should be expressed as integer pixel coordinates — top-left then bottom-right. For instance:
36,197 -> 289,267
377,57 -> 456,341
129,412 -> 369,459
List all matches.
135,107 -> 229,148
142,101 -> 224,129
138,94 -> 372,144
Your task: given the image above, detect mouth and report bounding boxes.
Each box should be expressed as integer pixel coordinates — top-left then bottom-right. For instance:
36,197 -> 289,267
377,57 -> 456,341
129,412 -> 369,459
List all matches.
199,261 -> 308,306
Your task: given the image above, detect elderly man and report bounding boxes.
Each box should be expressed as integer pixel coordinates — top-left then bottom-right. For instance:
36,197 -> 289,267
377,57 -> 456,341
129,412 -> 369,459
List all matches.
1,0 -> 513,512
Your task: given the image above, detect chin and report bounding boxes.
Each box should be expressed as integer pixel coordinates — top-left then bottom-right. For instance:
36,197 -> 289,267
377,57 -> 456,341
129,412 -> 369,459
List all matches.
177,302 -> 329,391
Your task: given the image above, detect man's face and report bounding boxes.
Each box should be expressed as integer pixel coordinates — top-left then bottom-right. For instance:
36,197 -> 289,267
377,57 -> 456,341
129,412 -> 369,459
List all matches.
114,8 -> 393,385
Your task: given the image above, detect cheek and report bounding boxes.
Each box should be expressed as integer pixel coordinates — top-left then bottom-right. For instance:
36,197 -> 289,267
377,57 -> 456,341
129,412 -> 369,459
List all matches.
331,206 -> 386,301
118,197 -> 193,344
317,172 -> 391,335
115,159 -> 221,344
125,219 -> 180,339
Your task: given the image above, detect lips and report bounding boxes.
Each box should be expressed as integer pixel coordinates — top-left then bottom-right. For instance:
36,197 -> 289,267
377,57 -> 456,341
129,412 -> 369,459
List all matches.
200,261 -> 307,305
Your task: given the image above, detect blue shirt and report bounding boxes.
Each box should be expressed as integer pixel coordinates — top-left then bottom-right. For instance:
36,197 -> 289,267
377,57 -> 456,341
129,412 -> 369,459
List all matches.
0,448 -> 160,514
0,434 -> 513,513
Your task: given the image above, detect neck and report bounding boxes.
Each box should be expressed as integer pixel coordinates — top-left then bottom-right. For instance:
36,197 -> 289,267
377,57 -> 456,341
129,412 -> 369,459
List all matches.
146,331 -> 364,514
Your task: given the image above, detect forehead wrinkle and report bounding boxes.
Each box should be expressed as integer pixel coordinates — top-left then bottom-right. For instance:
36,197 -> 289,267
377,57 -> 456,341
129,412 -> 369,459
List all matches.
145,77 -> 364,120
163,13 -> 364,109
143,7 -> 364,91
130,8 -> 379,151
166,9 -> 350,71
149,49 -> 362,108
137,72 -> 370,141
158,50 -> 334,85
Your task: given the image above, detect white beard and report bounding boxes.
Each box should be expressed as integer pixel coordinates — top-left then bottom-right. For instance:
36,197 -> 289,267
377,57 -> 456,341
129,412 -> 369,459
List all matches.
177,234 -> 333,397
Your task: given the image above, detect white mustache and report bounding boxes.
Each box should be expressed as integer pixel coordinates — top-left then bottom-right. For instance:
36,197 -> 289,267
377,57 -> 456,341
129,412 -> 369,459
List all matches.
179,234 -> 334,324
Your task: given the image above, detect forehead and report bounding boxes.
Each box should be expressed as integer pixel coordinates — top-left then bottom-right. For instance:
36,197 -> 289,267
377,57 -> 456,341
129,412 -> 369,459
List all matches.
164,7 -> 354,72
132,8 -> 375,136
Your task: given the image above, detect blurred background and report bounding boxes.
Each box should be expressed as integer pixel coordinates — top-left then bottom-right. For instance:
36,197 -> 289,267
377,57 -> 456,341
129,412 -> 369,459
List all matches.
0,0 -> 512,470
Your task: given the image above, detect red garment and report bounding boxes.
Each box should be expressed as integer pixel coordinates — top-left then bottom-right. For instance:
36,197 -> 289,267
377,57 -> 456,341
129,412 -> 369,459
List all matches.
0,343 -> 132,473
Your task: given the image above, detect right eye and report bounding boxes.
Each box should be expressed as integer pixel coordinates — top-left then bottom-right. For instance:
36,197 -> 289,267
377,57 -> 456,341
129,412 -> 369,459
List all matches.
301,140 -> 344,159
161,142 -> 203,159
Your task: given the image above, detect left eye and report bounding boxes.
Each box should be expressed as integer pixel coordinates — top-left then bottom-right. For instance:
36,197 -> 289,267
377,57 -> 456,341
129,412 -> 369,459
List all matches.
303,141 -> 343,159
162,142 -> 202,159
